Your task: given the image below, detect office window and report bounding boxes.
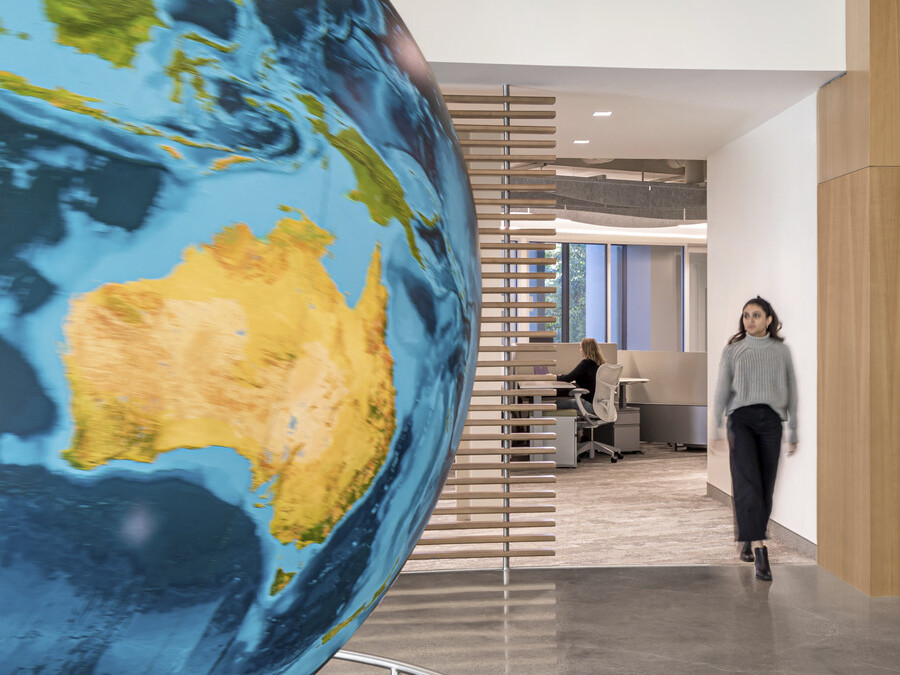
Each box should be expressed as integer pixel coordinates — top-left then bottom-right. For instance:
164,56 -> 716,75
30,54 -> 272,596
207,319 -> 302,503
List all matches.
567,243 -> 607,343
540,242 -> 690,351
523,245 -> 560,338
616,245 -> 683,351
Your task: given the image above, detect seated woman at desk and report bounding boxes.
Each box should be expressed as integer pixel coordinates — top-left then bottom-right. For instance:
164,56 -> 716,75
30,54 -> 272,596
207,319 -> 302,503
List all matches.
556,337 -> 606,413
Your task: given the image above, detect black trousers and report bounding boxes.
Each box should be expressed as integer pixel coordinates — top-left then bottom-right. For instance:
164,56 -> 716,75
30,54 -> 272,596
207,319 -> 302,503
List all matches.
727,404 -> 782,542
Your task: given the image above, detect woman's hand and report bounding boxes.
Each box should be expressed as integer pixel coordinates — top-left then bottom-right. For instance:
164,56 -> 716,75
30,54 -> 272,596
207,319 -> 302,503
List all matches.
786,442 -> 798,456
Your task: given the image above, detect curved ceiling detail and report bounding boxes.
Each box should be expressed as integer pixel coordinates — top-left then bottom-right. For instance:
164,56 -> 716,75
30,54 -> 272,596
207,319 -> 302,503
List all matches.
512,174 -> 707,226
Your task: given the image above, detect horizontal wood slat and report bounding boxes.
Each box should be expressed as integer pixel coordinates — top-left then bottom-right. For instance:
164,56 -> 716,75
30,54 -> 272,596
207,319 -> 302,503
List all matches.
480,301 -> 555,309
454,123 -> 556,135
480,243 -> 556,251
416,534 -> 555,546
481,272 -> 555,279
459,432 -> 556,442
449,461 -> 556,471
472,375 -> 556,384
459,139 -> 556,148
480,330 -> 556,338
444,476 -> 555,486
475,198 -> 556,206
478,227 -> 556,236
438,490 -> 556,500
476,358 -> 554,366
408,549 -> 554,560
466,404 -> 556,412
464,418 -> 556,427
478,317 -> 556,325
466,173 -> 557,183
469,381 -> 555,389
475,213 -> 556,221
465,153 -> 557,162
481,286 -> 557,296
481,256 -> 555,265
463,424 -> 555,432
432,505 -> 555,516
468,388 -> 553,397
455,446 -> 557,456
470,183 -> 557,192
425,519 -> 554,530
450,110 -> 556,120
476,344 -> 557,353
444,94 -> 556,104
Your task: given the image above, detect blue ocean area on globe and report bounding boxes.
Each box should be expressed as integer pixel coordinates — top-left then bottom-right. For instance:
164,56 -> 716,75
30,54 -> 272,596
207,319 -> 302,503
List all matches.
0,0 -> 479,672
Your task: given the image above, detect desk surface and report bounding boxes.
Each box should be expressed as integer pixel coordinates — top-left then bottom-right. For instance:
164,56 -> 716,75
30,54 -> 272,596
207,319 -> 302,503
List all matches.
617,377 -> 648,409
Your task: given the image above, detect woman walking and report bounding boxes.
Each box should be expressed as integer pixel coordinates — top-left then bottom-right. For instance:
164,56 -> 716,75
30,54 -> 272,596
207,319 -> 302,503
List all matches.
714,296 -> 798,581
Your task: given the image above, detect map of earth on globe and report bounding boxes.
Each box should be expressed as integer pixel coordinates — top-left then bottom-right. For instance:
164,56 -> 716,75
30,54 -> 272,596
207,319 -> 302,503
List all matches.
0,0 -> 479,673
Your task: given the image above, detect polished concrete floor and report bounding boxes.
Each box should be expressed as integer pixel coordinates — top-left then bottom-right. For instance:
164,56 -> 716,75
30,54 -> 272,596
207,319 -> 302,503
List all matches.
319,450 -> 894,673
320,566 -> 900,674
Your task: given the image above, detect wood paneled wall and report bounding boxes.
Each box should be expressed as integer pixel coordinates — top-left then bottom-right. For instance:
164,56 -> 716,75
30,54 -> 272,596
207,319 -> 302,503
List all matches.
817,170 -> 872,590
817,0 -> 900,596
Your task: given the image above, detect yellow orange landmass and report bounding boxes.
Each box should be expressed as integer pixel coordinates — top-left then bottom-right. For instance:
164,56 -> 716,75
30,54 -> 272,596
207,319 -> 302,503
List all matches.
63,214 -> 396,548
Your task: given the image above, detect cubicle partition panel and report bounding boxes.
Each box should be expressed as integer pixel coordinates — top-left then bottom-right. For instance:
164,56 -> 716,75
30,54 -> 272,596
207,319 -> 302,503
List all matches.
617,350 -> 708,447
407,89 -> 559,569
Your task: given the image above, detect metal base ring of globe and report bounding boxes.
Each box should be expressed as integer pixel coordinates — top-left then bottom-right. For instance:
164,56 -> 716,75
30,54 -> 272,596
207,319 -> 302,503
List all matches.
0,1 -> 479,672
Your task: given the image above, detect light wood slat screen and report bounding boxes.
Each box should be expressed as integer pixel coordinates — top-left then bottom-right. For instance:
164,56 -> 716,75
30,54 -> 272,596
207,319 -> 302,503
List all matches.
408,88 -> 558,568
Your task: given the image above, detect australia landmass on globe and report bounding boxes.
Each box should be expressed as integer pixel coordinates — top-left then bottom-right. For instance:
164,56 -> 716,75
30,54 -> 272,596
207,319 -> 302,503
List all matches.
62,209 -> 396,549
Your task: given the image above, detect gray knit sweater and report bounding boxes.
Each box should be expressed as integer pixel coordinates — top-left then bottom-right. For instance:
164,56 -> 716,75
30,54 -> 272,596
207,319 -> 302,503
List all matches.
713,335 -> 798,443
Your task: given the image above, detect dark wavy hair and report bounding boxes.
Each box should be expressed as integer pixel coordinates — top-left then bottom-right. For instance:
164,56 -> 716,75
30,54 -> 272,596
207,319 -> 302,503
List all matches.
727,296 -> 784,344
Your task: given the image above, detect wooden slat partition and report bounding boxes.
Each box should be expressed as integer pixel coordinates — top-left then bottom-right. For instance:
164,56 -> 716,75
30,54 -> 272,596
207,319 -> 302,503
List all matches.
408,88 -> 558,568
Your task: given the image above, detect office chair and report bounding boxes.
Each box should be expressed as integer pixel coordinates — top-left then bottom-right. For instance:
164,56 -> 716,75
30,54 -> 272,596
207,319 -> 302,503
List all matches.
572,363 -> 624,463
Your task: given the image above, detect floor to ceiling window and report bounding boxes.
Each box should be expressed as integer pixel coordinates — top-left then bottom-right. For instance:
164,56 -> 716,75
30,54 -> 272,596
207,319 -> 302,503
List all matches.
528,242 -> 705,351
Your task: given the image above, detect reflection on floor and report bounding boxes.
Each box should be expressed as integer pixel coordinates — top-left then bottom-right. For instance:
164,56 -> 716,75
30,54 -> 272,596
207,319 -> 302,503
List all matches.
404,444 -> 814,573
319,567 -> 900,675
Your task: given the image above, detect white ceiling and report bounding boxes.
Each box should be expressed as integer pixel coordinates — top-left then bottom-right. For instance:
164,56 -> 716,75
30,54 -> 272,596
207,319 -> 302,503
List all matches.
435,63 -> 842,161
399,1 -> 844,241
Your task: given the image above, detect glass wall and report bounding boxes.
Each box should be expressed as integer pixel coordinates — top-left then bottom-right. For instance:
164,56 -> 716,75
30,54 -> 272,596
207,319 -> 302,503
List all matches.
533,242 -> 696,351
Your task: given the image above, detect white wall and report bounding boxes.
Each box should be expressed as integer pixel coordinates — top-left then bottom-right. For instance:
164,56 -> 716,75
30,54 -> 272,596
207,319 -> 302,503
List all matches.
391,0 -> 845,72
706,93 -> 818,543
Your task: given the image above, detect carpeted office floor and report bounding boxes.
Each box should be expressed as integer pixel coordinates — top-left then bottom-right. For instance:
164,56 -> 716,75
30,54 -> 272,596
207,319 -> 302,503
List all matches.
402,443 -> 814,573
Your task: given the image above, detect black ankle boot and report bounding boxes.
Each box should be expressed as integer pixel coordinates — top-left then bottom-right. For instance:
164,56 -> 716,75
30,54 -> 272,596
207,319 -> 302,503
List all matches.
754,546 -> 772,581
740,541 -> 754,562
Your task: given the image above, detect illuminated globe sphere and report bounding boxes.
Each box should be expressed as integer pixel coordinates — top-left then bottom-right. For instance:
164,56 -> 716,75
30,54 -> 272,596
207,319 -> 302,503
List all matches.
0,1 -> 479,672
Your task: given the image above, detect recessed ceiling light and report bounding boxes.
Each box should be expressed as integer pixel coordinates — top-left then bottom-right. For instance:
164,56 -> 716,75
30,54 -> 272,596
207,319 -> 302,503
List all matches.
573,139 -> 590,144
592,111 -> 613,117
